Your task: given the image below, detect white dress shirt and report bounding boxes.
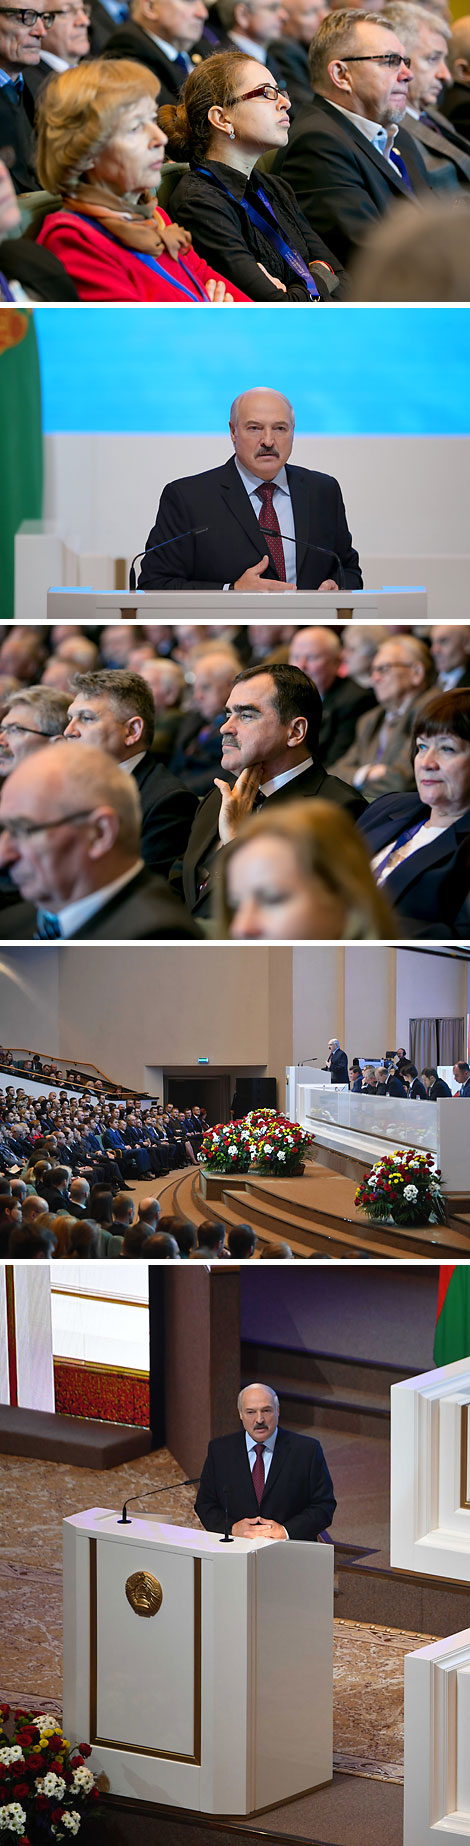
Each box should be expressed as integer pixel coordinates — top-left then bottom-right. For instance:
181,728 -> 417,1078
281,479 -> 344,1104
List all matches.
42,860 -> 144,938
328,99 -> 400,162
234,456 -> 297,583
260,755 -> 314,796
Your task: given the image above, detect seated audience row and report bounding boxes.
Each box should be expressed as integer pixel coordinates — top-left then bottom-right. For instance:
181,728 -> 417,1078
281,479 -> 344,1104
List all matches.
1,0 -> 470,299
0,1170 -> 263,1258
0,644 -> 470,938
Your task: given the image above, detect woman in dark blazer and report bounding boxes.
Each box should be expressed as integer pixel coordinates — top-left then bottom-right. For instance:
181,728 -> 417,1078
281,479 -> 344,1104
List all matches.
159,47 -> 346,298
359,689 -> 470,935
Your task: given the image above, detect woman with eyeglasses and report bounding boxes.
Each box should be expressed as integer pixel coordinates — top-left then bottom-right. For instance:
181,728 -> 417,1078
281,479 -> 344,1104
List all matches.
159,47 -> 346,298
35,58 -> 251,298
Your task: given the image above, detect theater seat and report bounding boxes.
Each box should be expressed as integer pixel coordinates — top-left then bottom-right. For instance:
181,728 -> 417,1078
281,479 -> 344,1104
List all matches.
157,161 -> 190,211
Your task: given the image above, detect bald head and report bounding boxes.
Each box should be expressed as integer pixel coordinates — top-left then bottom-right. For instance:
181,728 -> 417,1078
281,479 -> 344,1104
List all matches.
0,742 -> 142,910
237,1382 -> 280,1437
448,14 -> 470,78
140,658 -> 185,711
289,627 -> 342,695
192,650 -> 240,721
230,389 -> 295,482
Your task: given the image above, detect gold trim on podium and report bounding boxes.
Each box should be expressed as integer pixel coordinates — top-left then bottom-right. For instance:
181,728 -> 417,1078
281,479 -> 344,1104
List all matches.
460,1404 -> 470,1508
89,1538 -> 202,1763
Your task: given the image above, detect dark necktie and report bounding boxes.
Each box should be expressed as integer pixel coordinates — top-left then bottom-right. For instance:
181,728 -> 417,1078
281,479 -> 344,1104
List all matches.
255,482 -> 286,581
389,147 -> 413,191
174,50 -> 192,76
252,1442 -> 266,1506
36,911 -> 62,938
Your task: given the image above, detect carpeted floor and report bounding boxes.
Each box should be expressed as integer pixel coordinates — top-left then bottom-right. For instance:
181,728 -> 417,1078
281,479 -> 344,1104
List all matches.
1,1452 -> 436,1784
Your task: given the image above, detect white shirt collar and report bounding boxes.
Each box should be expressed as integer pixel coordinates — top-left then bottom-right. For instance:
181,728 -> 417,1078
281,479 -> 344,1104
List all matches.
119,750 -> 147,774
235,457 -> 289,495
40,49 -> 70,70
327,97 -> 399,156
229,30 -> 266,60
246,1428 -> 278,1454
261,755 -> 313,796
149,33 -> 179,58
53,860 -> 144,938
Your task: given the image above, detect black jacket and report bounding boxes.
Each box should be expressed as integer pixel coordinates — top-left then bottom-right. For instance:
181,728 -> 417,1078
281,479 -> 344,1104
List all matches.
102,19 -> 212,103
439,82 -> 470,145
139,456 -> 362,592
274,93 -> 431,265
170,158 -> 346,300
0,237 -> 78,301
359,793 -> 470,934
318,676 -> 375,767
329,1047 -> 349,1085
0,866 -> 201,941
429,1078 -> 452,1099
130,752 -> 197,879
182,761 -> 367,916
0,79 -> 38,193
268,36 -> 312,116
195,1425 -> 336,1541
401,106 -> 470,190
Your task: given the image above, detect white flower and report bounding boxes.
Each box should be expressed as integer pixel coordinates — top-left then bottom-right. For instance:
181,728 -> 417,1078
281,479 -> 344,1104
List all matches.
0,1804 -> 27,1832
37,1773 -> 66,1799
61,1813 -> 81,1834
263,1143 -> 272,1153
277,1151 -> 286,1162
403,1184 -> 419,1201
35,1715 -> 60,1733
0,1747 -> 24,1765
72,1767 -> 94,1792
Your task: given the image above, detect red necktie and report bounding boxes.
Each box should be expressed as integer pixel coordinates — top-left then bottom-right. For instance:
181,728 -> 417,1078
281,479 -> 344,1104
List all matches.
255,482 -> 286,581
252,1442 -> 265,1506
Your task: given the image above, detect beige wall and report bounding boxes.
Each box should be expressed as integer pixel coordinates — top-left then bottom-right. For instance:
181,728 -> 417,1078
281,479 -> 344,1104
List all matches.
0,950 -> 60,1059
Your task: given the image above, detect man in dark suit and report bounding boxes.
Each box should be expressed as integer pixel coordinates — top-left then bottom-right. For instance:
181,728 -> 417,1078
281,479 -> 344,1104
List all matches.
421,1068 -> 452,1100
0,742 -> 200,940
103,0 -> 211,102
432,15 -> 470,145
431,627 -> 470,693
269,0 -> 327,117
170,649 -> 239,795
182,662 -> 367,917
0,0 -> 49,191
274,11 -> 431,266
139,387 -> 362,593
325,1038 -> 349,1085
289,627 -> 374,766
195,1381 -> 336,1540
64,669 -> 197,880
453,1061 -> 470,1098
383,3 -> 470,191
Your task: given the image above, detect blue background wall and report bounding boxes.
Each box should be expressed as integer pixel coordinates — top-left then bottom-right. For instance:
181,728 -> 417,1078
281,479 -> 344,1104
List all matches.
34,307 -> 470,435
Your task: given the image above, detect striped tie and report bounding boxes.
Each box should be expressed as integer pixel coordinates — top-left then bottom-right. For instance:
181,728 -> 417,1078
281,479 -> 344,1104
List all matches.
37,911 -> 62,938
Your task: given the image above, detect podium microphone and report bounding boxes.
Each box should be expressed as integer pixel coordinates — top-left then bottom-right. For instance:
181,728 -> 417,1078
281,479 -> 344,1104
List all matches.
258,533 -> 344,590
118,1476 -> 200,1525
220,1486 -> 234,1545
129,528 -> 209,592
298,1056 -> 318,1065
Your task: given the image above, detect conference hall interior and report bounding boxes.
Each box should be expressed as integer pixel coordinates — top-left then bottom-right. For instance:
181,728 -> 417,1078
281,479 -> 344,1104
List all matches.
1,939 -> 470,1258
2,1257 -> 470,1846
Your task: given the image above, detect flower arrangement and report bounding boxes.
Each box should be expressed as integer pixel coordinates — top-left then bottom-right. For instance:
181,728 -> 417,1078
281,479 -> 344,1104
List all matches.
355,1150 -> 447,1226
198,1111 -> 314,1179
0,1708 -> 99,1843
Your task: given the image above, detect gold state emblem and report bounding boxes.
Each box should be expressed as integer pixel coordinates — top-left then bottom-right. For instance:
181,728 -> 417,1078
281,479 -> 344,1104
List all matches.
125,1570 -> 163,1617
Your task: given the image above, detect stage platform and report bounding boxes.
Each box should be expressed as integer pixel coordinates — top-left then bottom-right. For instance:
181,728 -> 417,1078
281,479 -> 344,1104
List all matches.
151,1163 -> 470,1260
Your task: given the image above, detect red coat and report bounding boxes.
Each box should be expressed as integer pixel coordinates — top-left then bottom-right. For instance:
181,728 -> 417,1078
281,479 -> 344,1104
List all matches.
37,206 -> 251,302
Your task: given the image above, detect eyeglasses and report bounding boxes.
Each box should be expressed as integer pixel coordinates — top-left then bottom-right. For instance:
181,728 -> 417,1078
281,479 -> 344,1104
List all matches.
45,2 -> 92,14
0,723 -> 46,738
230,83 -> 290,104
0,7 -> 57,22
342,53 -> 411,68
0,809 -> 95,841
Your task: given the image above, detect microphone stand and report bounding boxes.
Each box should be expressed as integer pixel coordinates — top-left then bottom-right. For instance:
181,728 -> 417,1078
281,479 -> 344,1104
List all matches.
117,1476 -> 200,1525
220,1488 -> 234,1544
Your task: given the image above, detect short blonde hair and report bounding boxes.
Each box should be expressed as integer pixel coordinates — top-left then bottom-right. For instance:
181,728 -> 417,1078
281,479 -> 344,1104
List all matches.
215,799 -> 397,939
36,58 -> 159,195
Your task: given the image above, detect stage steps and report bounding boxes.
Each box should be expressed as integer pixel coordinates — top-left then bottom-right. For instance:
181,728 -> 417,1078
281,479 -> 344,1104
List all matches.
152,1166 -> 470,1258
0,1405 -> 152,1469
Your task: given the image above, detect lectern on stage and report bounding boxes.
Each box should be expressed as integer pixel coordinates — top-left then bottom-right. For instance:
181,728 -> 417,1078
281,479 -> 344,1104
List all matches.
63,1509 -> 333,1815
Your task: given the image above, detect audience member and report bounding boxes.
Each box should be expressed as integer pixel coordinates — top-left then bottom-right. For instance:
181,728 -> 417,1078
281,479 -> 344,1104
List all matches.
288,626 -> 375,763
24,0 -> 91,99
439,14 -> 470,141
0,0 -> 49,191
160,51 -> 346,298
268,0 -> 327,114
9,1222 -> 57,1257
359,688 -> 470,933
140,658 -> 186,761
383,2 -> 470,186
259,1239 -> 293,1255
216,0 -> 286,75
227,1223 -> 256,1255
349,187 -> 470,295
431,626 -> 470,690
192,1218 -> 228,1256
333,636 -> 433,795
64,670 -> 197,877
216,799 -> 395,936
144,1229 -> 181,1257
170,649 -> 240,793
0,688 -> 70,778
173,1218 -> 198,1256
275,10 -> 431,266
103,0 -> 211,102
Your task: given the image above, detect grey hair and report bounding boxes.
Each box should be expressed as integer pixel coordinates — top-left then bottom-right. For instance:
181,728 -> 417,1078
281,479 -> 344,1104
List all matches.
237,1383 -> 280,1412
383,1 -> 450,45
6,685 -> 70,736
230,389 -> 295,430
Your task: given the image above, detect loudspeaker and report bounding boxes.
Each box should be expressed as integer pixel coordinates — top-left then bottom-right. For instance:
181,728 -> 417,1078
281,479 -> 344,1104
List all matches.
233,1077 -> 277,1117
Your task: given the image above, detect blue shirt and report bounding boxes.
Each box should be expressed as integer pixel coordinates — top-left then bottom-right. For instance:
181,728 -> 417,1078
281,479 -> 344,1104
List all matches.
245,1426 -> 278,1480
234,457 -> 297,585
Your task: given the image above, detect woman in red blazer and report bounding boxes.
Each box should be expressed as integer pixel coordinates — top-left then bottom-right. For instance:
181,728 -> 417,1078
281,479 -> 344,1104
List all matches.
35,59 -> 250,301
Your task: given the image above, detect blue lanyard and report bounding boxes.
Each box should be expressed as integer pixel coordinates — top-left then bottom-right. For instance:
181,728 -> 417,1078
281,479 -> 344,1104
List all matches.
0,270 -> 15,302
194,167 -> 320,299
73,213 -> 208,300
375,821 -> 424,883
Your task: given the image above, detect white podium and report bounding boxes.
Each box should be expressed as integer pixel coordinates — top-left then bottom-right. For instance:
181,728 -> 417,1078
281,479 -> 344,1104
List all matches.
44,587 -> 427,619
404,1628 -> 470,1845
63,1508 -> 333,1815
391,1357 -> 470,1582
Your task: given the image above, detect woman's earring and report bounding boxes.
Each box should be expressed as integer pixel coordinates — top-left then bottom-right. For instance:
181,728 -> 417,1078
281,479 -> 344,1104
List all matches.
229,126 -> 235,138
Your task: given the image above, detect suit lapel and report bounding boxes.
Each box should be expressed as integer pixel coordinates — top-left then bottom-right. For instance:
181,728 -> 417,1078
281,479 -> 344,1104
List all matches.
287,465 -> 310,585
260,1427 -> 289,1507
219,457 -> 282,580
414,109 -> 470,174
316,97 -> 415,198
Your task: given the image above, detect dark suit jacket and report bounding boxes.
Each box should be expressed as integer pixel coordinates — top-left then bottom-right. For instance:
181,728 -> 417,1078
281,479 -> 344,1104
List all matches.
401,106 -> 470,190
170,708 -> 231,796
195,1425 -> 336,1541
170,158 -> 345,301
459,1078 -> 470,1097
102,19 -> 212,103
439,82 -> 470,145
329,1047 -> 349,1085
274,93 -> 431,264
359,793 -> 470,934
0,866 -> 201,940
182,760 -> 367,916
130,752 -> 197,879
318,676 -> 375,767
89,0 -> 123,55
429,1078 -> 452,1098
0,236 -> 78,300
139,456 -> 362,592
268,36 -> 311,115
0,79 -> 38,193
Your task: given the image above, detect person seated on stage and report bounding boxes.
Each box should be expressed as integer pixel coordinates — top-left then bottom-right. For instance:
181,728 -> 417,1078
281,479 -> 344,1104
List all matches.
400,1060 -> 427,1098
273,10 -> 432,270
182,665 -> 369,921
333,636 -> 434,798
170,647 -> 242,795
227,1222 -> 256,1256
0,687 -> 70,779
63,670 -> 197,881
0,742 -> 200,940
102,0 -> 211,104
359,689 -> 470,934
452,1060 -> 470,1097
36,60 -> 250,300
139,387 -> 362,592
288,627 -> 375,767
421,1066 -> 452,1099
350,1060 -> 363,1090
195,1381 -> 336,1538
158,49 -> 347,299
360,1063 -> 378,1094
439,15 -> 470,142
268,0 -> 327,118
216,799 -> 395,938
383,2 -> 470,189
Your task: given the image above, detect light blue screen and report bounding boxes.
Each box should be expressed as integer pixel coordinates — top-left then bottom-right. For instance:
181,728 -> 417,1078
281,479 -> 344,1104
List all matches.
34,307 -> 469,436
